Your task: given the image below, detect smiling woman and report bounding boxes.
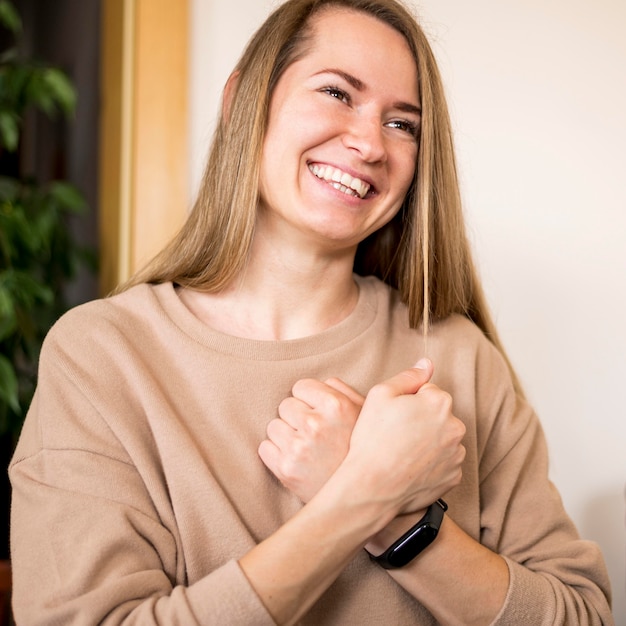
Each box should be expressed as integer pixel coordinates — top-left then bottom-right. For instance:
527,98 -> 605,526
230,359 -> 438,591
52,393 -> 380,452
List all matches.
8,0 -> 614,624
255,9 -> 420,281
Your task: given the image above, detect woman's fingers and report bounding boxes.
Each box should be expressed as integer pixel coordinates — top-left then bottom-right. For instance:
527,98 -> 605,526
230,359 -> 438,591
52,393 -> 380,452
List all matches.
260,378 -> 362,502
365,358 -> 433,402
259,359 -> 463,513
345,362 -> 465,515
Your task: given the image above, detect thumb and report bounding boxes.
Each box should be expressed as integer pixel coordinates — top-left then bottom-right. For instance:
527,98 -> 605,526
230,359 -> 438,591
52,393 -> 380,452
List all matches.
379,358 -> 434,397
412,357 -> 434,378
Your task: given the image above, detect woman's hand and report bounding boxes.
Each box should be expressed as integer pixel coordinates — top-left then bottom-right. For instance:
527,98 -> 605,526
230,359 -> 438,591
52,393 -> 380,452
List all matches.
259,377 -> 364,502
260,359 -> 465,517
341,359 -> 466,517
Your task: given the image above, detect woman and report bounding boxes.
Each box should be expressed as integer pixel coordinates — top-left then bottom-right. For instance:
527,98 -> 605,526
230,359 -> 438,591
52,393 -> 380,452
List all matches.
10,0 -> 612,624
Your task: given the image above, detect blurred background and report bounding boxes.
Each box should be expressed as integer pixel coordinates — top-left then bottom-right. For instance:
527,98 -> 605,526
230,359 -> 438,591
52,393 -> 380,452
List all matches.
1,0 -> 624,623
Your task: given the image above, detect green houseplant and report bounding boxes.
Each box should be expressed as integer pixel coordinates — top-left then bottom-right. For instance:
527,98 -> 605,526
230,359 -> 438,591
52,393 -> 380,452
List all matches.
0,0 -> 95,440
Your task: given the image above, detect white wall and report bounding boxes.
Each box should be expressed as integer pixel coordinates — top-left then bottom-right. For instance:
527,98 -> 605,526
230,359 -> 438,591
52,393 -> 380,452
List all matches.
190,1 -> 626,620
188,0 -> 274,195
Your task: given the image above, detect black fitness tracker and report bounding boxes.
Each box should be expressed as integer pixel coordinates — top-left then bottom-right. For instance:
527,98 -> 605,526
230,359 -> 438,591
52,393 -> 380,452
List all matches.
368,499 -> 448,569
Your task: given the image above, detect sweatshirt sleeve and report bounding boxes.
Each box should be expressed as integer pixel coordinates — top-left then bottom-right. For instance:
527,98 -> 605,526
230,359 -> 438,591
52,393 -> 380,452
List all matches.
10,452 -> 275,625
470,335 -> 613,625
9,312 -> 276,626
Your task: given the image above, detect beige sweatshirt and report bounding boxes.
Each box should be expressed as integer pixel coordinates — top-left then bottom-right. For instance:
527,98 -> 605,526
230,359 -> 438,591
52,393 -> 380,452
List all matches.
10,276 -> 612,625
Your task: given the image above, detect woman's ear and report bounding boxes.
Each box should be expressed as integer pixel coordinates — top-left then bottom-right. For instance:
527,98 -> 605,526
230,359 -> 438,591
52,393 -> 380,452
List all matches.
222,70 -> 240,123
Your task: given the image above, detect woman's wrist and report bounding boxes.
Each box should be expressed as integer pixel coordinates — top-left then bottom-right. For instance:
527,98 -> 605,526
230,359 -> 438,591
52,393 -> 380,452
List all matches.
364,508 -> 428,556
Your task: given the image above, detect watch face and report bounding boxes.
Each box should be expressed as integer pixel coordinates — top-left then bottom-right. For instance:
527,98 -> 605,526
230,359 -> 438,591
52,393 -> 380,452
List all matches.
387,524 -> 439,568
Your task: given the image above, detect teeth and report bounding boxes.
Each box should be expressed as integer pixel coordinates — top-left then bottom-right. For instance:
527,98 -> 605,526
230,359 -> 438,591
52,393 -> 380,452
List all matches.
309,164 -> 371,199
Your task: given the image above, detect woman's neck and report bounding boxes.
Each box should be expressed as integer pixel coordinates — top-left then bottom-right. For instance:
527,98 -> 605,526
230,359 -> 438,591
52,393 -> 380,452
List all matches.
177,240 -> 360,341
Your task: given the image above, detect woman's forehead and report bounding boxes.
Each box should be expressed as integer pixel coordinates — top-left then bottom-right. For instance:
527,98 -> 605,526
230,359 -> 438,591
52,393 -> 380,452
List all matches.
285,8 -> 419,100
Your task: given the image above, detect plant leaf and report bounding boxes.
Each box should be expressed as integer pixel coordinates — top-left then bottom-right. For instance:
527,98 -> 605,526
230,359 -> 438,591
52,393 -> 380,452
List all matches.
0,0 -> 21,34
48,181 -> 85,213
0,353 -> 20,413
0,46 -> 18,65
0,110 -> 19,151
0,176 -> 20,201
0,284 -> 17,341
42,68 -> 76,115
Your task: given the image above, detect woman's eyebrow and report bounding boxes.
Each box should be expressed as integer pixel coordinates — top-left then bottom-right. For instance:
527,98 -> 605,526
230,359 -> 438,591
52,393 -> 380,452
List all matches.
315,68 -> 365,90
396,101 -> 421,116
314,67 -> 421,115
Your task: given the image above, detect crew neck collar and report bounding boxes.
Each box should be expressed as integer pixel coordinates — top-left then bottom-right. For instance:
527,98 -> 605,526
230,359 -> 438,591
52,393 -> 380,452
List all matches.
151,274 -> 382,361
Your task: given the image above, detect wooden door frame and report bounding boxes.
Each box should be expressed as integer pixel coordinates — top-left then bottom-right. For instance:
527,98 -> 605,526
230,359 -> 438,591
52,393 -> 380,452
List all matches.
99,0 -> 189,295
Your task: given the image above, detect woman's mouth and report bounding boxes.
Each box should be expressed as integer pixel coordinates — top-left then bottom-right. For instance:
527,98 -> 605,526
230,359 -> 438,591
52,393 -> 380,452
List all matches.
308,163 -> 372,199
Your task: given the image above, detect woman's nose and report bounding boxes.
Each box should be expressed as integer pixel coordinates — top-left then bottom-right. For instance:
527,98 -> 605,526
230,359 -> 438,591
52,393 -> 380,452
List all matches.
342,114 -> 387,163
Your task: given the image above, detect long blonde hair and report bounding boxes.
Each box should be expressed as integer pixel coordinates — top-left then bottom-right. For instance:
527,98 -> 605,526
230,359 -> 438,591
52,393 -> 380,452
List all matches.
121,0 -> 523,394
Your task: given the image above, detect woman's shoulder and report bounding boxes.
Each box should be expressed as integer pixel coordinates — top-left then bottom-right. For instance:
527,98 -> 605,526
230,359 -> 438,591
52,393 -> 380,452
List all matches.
358,275 -> 502,358
431,313 -> 491,349
51,282 -> 152,327
43,282 -> 171,356
429,313 -> 517,401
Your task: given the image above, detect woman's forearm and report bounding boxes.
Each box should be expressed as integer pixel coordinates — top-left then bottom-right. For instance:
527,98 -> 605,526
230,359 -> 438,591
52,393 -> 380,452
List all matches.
239,465 -> 396,625
368,514 -> 509,626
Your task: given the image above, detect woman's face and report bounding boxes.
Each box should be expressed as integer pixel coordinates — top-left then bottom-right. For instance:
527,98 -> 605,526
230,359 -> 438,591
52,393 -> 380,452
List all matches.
258,8 -> 420,254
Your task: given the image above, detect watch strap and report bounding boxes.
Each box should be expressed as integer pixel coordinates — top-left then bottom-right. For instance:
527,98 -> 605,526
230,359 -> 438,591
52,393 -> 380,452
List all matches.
369,499 -> 448,569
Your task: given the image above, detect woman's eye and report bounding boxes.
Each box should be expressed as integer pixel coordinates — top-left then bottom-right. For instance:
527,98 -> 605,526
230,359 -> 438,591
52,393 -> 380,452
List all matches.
320,86 -> 350,104
386,119 -> 419,138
